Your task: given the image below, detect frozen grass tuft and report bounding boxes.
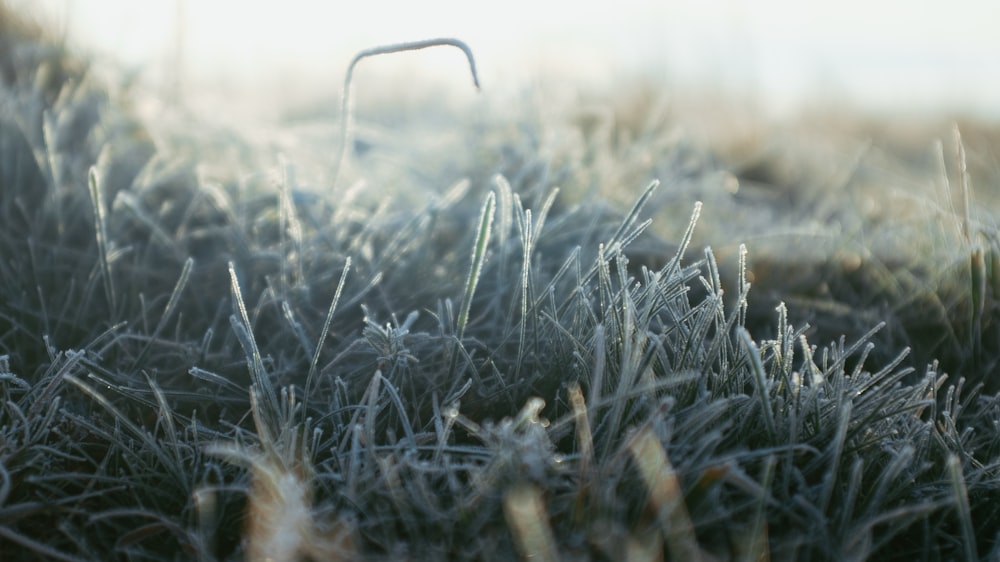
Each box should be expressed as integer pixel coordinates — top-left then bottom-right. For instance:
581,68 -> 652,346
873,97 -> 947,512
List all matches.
3,3 -> 1000,560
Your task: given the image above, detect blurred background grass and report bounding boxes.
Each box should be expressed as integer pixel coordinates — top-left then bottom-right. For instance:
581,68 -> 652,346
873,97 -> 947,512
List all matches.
11,0 -> 1000,383
6,0 -> 1000,371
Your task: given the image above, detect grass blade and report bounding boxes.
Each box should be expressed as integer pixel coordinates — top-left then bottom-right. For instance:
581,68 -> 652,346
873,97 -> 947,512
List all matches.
457,191 -> 495,340
503,483 -> 559,562
130,257 -> 193,371
304,257 -> 351,415
229,262 -> 280,431
588,324 -> 606,419
88,167 -> 116,312
607,179 -> 659,253
569,383 -> 594,525
516,207 -> 533,377
746,456 -> 774,562
0,525 -> 85,562
953,126 -> 986,361
665,202 -> 702,275
628,426 -> 702,562
738,328 -> 777,441
63,374 -> 183,483
947,455 -> 978,561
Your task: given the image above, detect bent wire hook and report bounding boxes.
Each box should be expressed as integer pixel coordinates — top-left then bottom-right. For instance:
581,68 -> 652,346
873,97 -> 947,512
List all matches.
333,38 -> 481,190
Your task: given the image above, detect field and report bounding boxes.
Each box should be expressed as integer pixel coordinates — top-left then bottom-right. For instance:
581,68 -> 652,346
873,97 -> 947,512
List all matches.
3,4 -> 1000,560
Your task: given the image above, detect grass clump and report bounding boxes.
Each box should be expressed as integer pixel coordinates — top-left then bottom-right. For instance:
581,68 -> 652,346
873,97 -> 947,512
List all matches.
3,4 -> 1000,560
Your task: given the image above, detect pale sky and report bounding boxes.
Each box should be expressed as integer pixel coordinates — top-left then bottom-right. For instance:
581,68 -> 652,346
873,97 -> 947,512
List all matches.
14,0 -> 1000,119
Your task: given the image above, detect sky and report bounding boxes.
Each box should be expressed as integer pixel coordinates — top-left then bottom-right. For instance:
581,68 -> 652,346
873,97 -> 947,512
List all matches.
14,0 -> 1000,119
